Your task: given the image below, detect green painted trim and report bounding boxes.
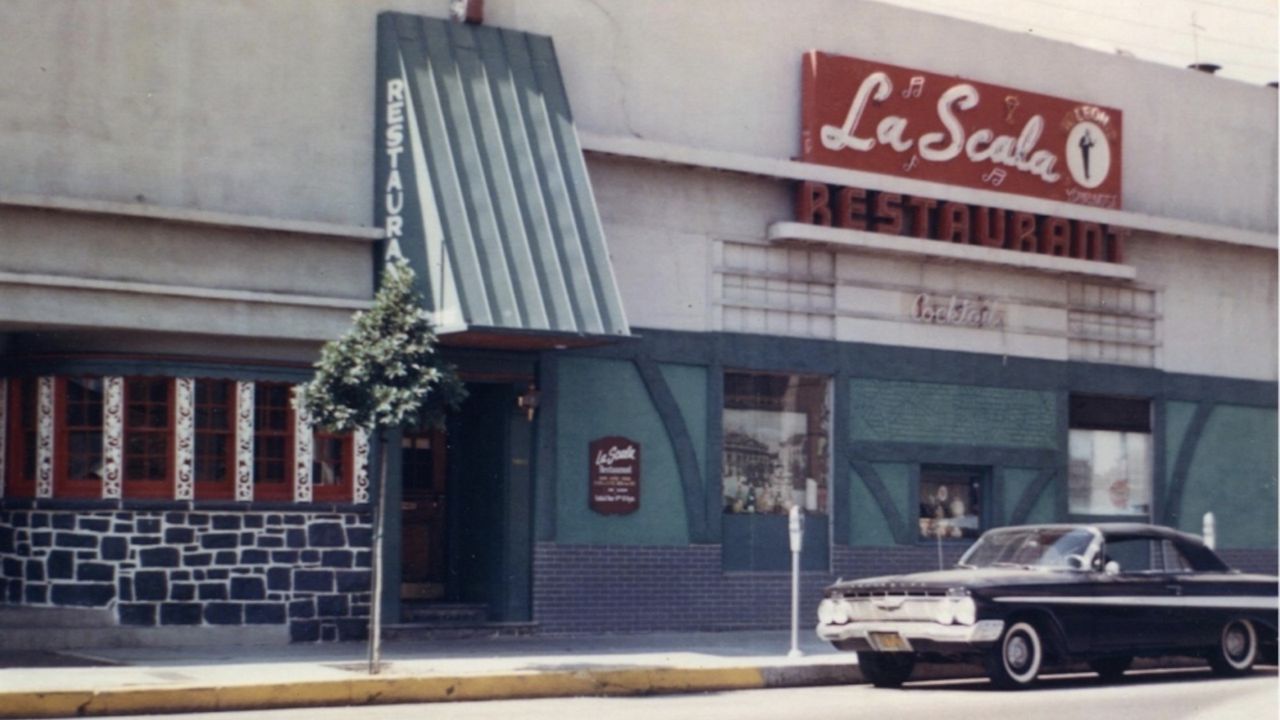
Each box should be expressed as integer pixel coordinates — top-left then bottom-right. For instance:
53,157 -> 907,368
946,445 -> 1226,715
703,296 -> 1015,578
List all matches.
1,357 -> 312,383
1163,402 -> 1214,527
634,356 -> 708,542
534,355 -> 559,541
504,395 -> 535,621
848,458 -> 909,544
704,362 -> 725,541
1151,398 -> 1168,522
832,370 -> 851,545
573,329 -> 1277,410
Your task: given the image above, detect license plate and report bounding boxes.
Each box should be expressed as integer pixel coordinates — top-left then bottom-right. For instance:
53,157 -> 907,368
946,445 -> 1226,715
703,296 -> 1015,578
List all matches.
868,632 -> 913,652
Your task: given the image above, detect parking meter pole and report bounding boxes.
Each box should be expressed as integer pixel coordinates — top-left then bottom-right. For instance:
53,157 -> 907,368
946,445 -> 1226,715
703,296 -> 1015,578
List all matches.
788,505 -> 804,659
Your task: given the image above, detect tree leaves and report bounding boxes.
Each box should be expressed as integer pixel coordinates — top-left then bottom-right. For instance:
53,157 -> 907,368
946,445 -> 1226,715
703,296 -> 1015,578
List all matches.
297,255 -> 466,434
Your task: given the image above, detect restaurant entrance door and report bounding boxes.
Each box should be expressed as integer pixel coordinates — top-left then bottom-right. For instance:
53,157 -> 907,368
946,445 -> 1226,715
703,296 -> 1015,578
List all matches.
400,428 -> 447,600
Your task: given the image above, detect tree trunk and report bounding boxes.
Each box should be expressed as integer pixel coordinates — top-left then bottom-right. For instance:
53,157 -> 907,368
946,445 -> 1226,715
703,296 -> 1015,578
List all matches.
368,434 -> 389,674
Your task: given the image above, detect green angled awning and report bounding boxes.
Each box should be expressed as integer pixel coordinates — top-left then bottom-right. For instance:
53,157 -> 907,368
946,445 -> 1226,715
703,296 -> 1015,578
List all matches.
375,12 -> 630,345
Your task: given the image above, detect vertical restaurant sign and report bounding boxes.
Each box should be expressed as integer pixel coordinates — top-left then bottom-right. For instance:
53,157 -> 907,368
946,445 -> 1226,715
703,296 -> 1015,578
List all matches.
801,52 -> 1122,209
589,436 -> 640,515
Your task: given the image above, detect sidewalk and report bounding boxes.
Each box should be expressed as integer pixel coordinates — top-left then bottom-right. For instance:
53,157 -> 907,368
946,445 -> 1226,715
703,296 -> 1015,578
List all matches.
0,630 -> 862,718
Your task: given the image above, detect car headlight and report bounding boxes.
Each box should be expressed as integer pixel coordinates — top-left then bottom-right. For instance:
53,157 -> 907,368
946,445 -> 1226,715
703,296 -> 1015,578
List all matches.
832,598 -> 851,623
933,599 -> 954,625
952,594 -> 977,622
818,598 -> 836,624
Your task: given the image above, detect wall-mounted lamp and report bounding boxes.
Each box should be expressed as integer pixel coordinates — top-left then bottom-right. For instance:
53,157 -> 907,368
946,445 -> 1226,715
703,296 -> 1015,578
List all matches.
517,384 -> 541,422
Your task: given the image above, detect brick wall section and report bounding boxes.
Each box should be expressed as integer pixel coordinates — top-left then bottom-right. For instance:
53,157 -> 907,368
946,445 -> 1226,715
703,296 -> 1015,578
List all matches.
532,543 -> 969,634
534,543 -> 1274,634
1216,548 -> 1279,575
0,508 -> 372,642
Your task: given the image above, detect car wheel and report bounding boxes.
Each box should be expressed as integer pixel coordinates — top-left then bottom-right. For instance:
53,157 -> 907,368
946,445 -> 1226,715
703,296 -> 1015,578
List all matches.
1207,618 -> 1258,676
858,651 -> 916,687
1088,655 -> 1132,682
984,620 -> 1044,689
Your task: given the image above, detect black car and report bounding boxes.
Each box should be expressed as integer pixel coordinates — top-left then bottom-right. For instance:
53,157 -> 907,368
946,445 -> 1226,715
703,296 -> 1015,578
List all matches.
816,523 -> 1277,688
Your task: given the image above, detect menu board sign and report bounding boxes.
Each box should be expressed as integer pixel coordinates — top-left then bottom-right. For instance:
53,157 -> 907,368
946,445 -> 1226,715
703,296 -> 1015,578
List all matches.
589,436 -> 640,515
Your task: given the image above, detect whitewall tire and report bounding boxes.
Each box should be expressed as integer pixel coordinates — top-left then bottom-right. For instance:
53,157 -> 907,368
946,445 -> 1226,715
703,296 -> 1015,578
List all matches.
985,620 -> 1044,689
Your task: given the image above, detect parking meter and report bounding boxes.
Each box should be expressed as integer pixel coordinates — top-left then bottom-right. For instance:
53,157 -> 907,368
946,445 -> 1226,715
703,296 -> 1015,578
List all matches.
787,505 -> 804,657
789,505 -> 804,552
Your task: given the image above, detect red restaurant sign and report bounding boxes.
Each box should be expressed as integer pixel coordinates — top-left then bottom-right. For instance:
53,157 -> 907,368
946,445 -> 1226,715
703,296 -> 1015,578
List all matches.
589,436 -> 640,515
801,52 -> 1123,209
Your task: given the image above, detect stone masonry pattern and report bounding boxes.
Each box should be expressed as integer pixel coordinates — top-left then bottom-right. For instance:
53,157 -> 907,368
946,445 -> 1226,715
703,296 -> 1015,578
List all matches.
0,508 -> 373,642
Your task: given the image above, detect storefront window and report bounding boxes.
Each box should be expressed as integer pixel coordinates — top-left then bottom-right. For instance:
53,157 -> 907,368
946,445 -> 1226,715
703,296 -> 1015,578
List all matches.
124,378 -> 173,497
722,372 -> 829,514
1068,395 -> 1151,517
918,466 -> 985,540
253,382 -> 293,500
1068,429 -> 1151,516
194,379 -> 236,499
58,377 -> 104,497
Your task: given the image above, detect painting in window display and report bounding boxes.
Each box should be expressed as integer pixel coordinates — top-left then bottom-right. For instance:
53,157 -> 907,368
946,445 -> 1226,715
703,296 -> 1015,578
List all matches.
918,468 -> 984,540
722,372 -> 829,515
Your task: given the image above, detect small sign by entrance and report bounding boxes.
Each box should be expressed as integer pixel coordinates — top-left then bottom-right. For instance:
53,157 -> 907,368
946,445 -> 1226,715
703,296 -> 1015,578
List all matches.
589,436 -> 641,515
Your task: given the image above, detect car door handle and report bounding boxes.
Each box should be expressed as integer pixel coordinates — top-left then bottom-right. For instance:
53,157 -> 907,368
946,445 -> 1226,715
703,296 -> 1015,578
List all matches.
1165,584 -> 1182,596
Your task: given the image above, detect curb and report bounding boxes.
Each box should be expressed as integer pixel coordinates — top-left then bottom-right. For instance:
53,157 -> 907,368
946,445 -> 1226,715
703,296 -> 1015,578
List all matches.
0,664 -> 864,718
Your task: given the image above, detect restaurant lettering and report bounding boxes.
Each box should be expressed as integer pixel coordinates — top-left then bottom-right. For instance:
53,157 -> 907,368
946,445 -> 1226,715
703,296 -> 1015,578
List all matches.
384,77 -> 407,256
802,52 -> 1123,208
589,437 -> 640,516
796,181 -> 1126,263
821,73 -> 1061,184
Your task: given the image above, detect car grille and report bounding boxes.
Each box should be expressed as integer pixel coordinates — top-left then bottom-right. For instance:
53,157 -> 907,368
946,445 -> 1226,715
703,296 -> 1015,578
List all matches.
833,592 -> 946,623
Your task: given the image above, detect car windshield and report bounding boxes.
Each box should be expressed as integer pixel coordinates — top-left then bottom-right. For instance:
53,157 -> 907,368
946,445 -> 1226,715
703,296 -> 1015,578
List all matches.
958,527 -> 1096,570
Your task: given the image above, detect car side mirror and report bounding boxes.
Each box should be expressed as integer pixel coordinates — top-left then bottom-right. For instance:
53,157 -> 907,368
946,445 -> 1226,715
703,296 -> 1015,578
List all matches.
1104,560 -> 1120,576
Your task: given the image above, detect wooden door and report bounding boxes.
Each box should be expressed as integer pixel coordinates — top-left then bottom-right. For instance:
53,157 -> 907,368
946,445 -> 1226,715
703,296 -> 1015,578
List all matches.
400,429 -> 447,600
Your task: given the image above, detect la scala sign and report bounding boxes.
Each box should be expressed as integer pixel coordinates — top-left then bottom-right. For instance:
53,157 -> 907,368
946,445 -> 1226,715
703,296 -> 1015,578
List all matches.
801,52 -> 1122,209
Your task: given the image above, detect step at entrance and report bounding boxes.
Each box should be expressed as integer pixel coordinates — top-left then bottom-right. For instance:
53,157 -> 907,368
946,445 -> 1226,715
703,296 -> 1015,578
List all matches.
399,602 -> 488,625
387,602 -> 537,640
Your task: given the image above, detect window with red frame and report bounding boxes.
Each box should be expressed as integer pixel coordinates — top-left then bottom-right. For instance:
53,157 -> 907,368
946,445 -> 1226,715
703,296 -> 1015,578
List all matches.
253,382 -> 293,500
194,379 -> 236,499
311,431 -> 352,502
5,378 -> 38,497
57,377 -> 104,498
123,378 -> 173,498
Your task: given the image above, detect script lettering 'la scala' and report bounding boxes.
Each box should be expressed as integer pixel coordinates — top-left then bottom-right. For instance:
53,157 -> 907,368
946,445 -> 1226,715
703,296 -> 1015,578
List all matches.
820,72 -> 1061,184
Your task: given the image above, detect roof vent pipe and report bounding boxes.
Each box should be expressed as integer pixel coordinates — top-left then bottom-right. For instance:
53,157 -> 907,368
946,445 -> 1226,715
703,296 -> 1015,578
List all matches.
449,0 -> 484,24
1188,62 -> 1221,74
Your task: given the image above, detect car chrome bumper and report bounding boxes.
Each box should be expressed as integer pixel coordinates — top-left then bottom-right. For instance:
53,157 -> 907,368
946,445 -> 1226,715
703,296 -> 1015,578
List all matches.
817,619 -> 1005,650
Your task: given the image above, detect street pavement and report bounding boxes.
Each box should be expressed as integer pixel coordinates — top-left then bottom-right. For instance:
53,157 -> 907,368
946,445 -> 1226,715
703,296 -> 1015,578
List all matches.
0,630 -> 1272,718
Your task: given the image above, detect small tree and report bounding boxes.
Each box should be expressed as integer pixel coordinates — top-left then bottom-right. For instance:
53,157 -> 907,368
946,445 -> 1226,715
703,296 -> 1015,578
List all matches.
297,254 -> 465,674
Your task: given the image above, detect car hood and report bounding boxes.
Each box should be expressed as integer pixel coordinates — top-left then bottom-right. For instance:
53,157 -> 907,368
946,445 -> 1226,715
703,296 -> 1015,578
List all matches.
828,566 -> 1084,593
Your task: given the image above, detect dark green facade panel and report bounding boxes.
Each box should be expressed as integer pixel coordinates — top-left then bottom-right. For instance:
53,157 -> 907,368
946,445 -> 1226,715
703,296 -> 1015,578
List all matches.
1177,405 -> 1277,548
541,329 -> 1275,558
848,462 -> 910,546
554,357 -> 689,545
